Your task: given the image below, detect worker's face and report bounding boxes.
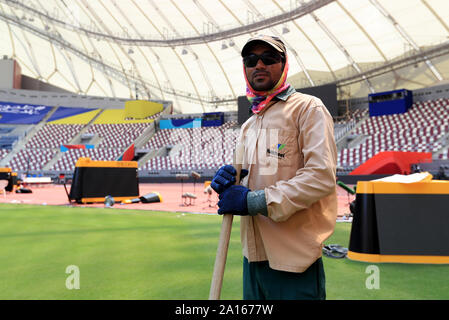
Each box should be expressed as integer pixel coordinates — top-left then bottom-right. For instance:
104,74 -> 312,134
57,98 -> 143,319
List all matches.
244,43 -> 284,92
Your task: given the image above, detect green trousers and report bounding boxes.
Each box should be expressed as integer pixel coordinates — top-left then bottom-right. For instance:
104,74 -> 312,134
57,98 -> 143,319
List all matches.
243,256 -> 326,300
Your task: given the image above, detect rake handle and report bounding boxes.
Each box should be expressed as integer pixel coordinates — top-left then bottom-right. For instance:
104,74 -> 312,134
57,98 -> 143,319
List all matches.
208,213 -> 234,300
209,144 -> 244,300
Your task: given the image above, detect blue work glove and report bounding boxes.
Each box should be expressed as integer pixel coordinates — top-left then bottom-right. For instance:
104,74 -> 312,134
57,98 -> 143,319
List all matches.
211,165 -> 236,194
217,185 -> 250,215
211,166 -> 249,194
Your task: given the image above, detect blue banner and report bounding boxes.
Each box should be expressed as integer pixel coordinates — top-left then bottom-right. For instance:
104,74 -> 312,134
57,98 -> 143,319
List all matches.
0,101 -> 53,124
160,118 -> 202,129
202,112 -> 224,127
48,106 -> 95,122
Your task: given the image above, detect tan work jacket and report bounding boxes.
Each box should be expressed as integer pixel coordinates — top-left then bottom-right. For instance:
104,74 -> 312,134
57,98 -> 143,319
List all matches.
238,92 -> 338,273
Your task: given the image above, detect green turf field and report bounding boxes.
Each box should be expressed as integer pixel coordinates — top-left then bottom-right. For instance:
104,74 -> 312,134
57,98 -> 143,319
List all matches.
0,203 -> 448,300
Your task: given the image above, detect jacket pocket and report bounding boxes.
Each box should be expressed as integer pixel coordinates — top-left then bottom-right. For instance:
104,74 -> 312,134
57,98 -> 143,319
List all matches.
264,129 -> 297,167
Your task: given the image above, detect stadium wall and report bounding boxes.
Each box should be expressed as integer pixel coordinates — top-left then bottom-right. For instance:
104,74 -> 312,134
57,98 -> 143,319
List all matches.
0,59 -> 14,89
412,83 -> 449,102
161,111 -> 237,122
339,83 -> 449,114
0,88 -> 172,110
21,75 -> 71,93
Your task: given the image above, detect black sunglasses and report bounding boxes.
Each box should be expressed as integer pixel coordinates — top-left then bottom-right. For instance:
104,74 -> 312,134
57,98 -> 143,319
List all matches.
243,52 -> 283,68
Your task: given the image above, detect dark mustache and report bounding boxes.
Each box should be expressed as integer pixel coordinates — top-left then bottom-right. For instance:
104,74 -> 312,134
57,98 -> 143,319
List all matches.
253,71 -> 269,77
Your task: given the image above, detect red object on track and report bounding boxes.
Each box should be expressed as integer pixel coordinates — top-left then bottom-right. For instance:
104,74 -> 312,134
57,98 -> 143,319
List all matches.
350,151 -> 432,175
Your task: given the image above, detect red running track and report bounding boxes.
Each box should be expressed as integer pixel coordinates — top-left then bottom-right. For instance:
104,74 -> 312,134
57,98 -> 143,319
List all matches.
0,182 -> 355,217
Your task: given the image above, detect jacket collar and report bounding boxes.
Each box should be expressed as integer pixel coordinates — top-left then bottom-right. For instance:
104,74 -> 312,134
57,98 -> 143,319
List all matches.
275,85 -> 296,101
252,85 -> 296,116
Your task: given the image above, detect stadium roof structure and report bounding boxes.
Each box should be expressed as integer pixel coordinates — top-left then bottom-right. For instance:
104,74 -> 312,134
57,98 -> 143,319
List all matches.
0,0 -> 449,113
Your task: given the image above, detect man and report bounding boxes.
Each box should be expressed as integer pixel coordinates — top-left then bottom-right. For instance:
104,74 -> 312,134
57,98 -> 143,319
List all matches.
211,35 -> 337,300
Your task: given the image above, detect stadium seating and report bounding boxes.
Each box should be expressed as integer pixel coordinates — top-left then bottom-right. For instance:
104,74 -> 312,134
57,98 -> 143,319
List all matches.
4,124 -> 84,170
438,148 -> 449,160
25,124 -> 85,149
334,109 -> 369,142
3,97 -> 449,175
9,148 -> 56,171
335,108 -> 369,125
50,148 -> 123,172
141,121 -> 239,171
0,149 -> 9,160
86,123 -> 149,148
338,98 -> 449,168
45,123 -> 151,171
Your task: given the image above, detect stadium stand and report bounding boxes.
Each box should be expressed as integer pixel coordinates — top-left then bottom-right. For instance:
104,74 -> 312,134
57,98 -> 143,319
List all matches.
93,109 -> 156,124
86,123 -> 149,148
0,149 -> 9,159
334,121 -> 356,142
9,148 -> 56,172
0,135 -> 19,149
0,93 -> 173,174
337,98 -> 449,168
438,148 -> 449,160
141,121 -> 239,171
2,87 -> 449,180
335,108 -> 369,125
25,124 -> 85,149
47,108 -> 101,125
125,110 -> 163,121
50,148 -> 123,172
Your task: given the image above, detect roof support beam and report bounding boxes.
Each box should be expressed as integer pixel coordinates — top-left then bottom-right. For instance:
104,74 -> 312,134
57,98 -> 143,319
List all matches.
272,0 -> 338,83
421,0 -> 449,35
0,9 -> 233,106
369,0 -> 443,82
336,41 -> 449,87
298,0 -> 375,93
1,0 -> 335,46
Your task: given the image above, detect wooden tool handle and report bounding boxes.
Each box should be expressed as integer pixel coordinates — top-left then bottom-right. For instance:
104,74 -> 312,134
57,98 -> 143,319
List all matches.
208,213 -> 233,300
209,144 -> 244,300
